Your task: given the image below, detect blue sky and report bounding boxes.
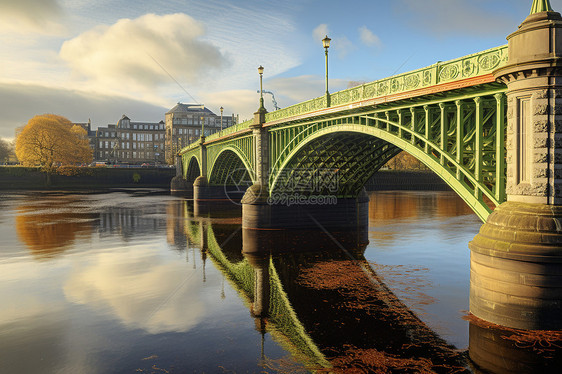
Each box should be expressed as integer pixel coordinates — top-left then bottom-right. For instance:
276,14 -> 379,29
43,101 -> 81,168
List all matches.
0,0 -> 556,139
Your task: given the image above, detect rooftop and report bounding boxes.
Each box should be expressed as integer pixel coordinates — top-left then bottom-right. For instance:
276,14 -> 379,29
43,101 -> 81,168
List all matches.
166,102 -> 214,115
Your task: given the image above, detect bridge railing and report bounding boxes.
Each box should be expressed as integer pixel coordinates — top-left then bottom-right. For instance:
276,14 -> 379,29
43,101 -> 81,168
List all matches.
266,45 -> 507,122
180,44 -> 507,154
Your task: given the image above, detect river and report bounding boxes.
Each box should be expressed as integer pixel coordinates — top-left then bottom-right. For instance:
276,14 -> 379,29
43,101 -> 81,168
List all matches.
0,190 -> 557,373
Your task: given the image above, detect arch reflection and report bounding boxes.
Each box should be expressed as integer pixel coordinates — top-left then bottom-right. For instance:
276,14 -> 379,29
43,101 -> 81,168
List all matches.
177,204 -> 467,372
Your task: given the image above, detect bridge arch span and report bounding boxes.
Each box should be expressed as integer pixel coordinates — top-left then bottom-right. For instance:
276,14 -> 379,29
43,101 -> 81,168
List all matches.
184,155 -> 201,184
270,122 -> 496,221
208,147 -> 254,186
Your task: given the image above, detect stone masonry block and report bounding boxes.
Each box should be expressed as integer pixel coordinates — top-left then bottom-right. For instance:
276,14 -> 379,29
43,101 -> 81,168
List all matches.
532,89 -> 549,99
534,152 -> 548,163
533,134 -> 549,148
534,118 -> 549,132
533,166 -> 548,178
534,102 -> 549,116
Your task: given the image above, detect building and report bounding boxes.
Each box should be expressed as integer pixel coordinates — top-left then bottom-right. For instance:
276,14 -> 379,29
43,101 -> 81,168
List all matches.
165,103 -> 237,164
73,119 -> 97,153
94,116 -> 166,165
84,103 -> 237,165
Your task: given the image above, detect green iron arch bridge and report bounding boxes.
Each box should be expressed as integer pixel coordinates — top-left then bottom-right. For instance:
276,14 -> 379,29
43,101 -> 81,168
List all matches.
178,45 -> 508,222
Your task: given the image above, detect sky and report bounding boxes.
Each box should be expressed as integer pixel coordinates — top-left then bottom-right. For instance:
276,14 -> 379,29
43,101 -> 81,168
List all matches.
0,0 -> 557,140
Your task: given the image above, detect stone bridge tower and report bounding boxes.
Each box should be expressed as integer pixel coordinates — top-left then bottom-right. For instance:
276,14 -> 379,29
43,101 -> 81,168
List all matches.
470,0 -> 562,330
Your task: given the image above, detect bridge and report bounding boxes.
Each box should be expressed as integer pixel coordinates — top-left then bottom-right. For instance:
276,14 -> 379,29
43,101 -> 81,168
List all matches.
178,44 -> 508,222
174,0 -> 562,334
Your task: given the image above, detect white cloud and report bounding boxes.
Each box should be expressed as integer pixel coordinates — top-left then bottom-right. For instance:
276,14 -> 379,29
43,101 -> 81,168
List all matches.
0,0 -> 65,35
64,247 -> 206,334
333,36 -> 355,59
313,23 -> 329,45
359,26 -> 382,48
60,13 -> 226,90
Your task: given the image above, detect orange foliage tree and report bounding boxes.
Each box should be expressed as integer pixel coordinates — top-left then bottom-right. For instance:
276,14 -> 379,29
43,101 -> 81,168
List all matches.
15,114 -> 93,174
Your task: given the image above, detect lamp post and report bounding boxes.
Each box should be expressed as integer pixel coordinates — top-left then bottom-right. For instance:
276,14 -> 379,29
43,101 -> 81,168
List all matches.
201,116 -> 205,137
322,35 -> 331,107
258,65 -> 265,110
220,106 -> 224,131
154,144 -> 158,166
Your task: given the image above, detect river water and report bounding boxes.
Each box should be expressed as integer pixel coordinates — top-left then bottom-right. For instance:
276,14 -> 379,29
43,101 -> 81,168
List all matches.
0,190 -> 557,373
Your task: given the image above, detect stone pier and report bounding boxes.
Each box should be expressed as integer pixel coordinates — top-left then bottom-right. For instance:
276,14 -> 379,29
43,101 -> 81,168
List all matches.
469,0 -> 562,333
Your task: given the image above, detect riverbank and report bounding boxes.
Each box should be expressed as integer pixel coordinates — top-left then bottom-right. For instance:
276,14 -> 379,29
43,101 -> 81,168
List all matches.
0,166 -> 176,190
0,167 -> 450,192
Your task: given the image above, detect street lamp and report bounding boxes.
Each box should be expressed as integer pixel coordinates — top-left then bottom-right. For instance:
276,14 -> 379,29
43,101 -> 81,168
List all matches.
201,116 -> 205,137
220,106 -> 224,131
322,35 -> 331,107
258,65 -> 265,110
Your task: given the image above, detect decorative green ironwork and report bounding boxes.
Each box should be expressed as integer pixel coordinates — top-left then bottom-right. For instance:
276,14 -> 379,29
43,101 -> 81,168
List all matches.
207,135 -> 255,185
268,86 -> 507,220
178,45 -> 510,221
264,45 -> 507,123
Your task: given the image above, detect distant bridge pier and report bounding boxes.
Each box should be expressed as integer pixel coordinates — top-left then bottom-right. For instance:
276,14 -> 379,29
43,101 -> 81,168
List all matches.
469,0 -> 562,334
171,154 -> 192,196
241,105 -> 369,241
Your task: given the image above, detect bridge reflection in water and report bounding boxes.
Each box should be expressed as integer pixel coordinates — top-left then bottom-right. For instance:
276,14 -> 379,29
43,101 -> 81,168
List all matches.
172,198 -> 562,373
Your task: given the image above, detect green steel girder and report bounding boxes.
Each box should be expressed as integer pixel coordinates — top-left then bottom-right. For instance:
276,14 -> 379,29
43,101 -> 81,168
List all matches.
267,87 -> 506,221
208,148 -> 254,186
185,156 -> 201,184
206,135 -> 254,181
181,148 -> 202,181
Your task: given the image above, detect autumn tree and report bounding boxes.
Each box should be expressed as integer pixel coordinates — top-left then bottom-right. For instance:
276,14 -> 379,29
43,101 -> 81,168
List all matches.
16,114 -> 93,177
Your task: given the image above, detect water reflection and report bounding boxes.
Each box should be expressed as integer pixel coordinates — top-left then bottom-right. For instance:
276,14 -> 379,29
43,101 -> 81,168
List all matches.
173,200 -> 468,372
15,201 -> 94,259
64,245 -> 205,334
468,317 -> 562,374
3,191 -> 561,373
369,190 -> 474,222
